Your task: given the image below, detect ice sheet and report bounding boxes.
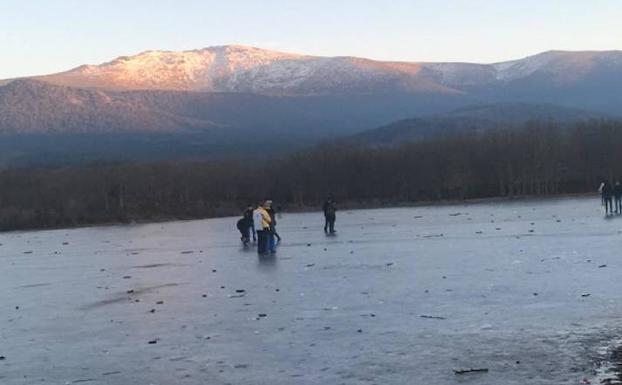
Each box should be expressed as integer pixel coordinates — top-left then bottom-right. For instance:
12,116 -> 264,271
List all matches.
1,196 -> 621,384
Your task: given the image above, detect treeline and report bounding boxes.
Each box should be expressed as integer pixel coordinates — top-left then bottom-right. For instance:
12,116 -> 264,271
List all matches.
1,119 -> 621,231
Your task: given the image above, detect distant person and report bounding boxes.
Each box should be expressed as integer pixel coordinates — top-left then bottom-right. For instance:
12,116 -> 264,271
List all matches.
236,217 -> 250,246
253,201 -> 272,255
266,200 -> 281,253
602,180 -> 614,215
244,205 -> 257,243
323,199 -> 337,234
614,182 -> 622,214
236,205 -> 256,246
598,181 -> 605,205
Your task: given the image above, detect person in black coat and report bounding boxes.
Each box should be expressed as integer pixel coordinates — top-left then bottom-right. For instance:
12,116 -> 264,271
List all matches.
236,205 -> 256,246
323,199 -> 337,234
244,205 -> 256,242
602,180 -> 614,215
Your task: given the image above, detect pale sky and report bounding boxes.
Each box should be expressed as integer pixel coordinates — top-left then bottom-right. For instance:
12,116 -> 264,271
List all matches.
1,0 -> 621,79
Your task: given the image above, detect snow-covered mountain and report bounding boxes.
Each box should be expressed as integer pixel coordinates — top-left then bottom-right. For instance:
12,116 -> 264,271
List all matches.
34,45 -> 451,95
1,45 -> 621,165
493,50 -> 622,82
29,46 -> 622,98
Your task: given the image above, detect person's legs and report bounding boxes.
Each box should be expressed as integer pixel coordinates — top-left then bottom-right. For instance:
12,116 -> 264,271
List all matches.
268,231 -> 276,253
250,226 -> 257,242
263,231 -> 270,253
606,198 -> 613,214
241,227 -> 250,245
257,230 -> 266,254
328,215 -> 336,233
324,216 -> 328,233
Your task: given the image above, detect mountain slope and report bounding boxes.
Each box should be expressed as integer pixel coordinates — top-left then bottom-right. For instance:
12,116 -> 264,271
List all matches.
349,103 -> 612,145
25,46 -> 621,101
0,79 -> 219,134
0,78 -> 472,165
34,45 -> 458,95
1,46 -> 622,165
0,78 -> 470,136
22,46 -> 622,115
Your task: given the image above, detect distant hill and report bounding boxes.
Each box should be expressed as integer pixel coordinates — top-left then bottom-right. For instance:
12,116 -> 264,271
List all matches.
32,45 -> 457,95
348,103 -> 613,145
28,47 -> 622,114
0,79 -> 219,134
2,46 -> 622,165
0,79 -> 465,165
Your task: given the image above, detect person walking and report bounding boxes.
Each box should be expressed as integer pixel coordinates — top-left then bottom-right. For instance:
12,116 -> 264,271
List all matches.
253,201 -> 272,255
614,182 -> 622,214
323,199 -> 337,234
602,180 -> 614,215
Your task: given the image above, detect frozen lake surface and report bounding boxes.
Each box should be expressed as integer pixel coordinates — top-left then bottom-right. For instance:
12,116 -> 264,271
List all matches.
1,196 -> 622,384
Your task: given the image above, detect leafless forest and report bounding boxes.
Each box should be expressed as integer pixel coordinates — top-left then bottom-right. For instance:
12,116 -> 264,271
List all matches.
1,119 -> 621,231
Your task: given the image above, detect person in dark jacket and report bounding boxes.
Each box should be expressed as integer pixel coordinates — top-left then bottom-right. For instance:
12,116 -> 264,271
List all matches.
236,217 -> 250,246
243,205 -> 256,243
602,180 -> 614,215
236,205 -> 256,246
323,199 -> 337,234
614,182 -> 622,214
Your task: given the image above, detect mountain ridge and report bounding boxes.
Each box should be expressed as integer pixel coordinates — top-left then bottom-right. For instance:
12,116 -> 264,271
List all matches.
8,46 -> 617,97
348,102 -> 614,146
1,45 -> 622,165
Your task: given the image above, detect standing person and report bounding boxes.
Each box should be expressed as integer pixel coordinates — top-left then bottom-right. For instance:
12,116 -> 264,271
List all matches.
323,199 -> 331,234
598,180 -> 605,205
243,205 -> 257,243
323,199 -> 337,234
236,216 -> 250,246
266,200 -> 281,253
602,180 -> 614,215
614,182 -> 622,214
236,205 -> 256,246
253,201 -> 272,255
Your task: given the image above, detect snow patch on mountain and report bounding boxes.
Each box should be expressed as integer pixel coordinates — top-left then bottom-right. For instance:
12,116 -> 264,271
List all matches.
20,46 -> 622,95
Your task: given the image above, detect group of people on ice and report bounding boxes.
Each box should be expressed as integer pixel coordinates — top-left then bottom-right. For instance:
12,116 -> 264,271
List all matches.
598,180 -> 622,215
236,200 -> 281,254
236,199 -> 337,254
